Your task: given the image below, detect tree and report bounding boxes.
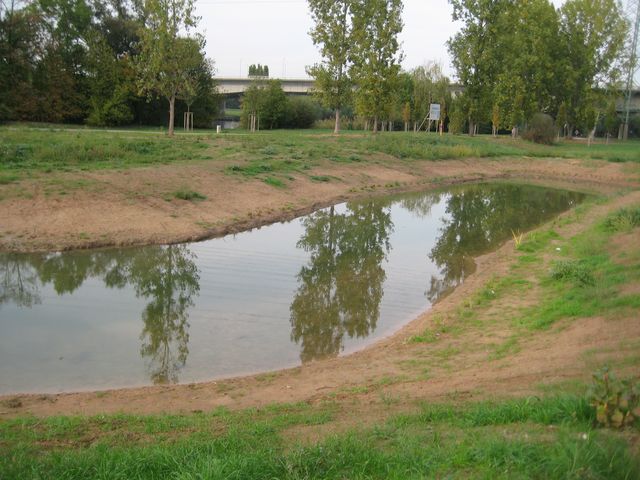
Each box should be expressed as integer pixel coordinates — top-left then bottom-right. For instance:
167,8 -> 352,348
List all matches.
448,0 -> 507,135
559,0 -> 627,135
307,0 -> 354,134
260,79 -> 287,129
350,0 -> 404,132
85,32 -> 134,126
137,0 -> 203,136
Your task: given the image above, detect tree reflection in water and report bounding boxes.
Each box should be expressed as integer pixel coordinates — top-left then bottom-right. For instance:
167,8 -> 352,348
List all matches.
0,245 -> 200,385
290,202 -> 393,362
423,184 -> 584,303
0,254 -> 42,307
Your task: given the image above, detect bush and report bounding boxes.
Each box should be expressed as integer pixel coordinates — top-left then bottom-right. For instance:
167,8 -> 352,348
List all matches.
523,113 -> 556,144
284,97 -> 320,129
588,367 -> 640,428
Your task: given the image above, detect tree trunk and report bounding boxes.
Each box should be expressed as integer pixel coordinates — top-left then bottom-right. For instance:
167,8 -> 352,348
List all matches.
373,116 -> 378,133
168,94 -> 175,137
468,120 -> 475,137
334,109 -> 340,134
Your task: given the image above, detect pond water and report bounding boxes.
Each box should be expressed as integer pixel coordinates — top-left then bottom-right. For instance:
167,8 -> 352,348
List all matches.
0,183 -> 587,394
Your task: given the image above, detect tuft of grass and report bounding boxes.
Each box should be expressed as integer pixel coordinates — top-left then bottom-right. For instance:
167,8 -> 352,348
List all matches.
601,207 -> 640,232
0,173 -> 20,184
550,260 -> 596,286
263,176 -> 285,188
309,175 -> 331,182
173,189 -> 207,201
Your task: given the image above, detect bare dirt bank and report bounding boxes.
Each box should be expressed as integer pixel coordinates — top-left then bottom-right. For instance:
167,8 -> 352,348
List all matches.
1,178 -> 638,419
0,156 -> 637,253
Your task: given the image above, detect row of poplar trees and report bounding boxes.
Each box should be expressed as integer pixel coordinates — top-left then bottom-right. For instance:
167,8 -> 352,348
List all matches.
448,0 -> 629,137
0,0 -> 218,134
307,0 -> 404,134
308,0 -> 629,137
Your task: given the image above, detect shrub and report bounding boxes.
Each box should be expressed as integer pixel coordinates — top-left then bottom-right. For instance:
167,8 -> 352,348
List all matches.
588,367 -> 640,428
284,97 -> 320,129
523,113 -> 556,144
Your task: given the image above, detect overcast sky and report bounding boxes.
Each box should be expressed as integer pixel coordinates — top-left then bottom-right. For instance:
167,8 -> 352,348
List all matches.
196,0 -> 566,80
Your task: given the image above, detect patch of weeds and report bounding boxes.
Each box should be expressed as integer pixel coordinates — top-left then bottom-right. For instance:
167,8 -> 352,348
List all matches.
375,375 -> 407,387
173,189 -> 207,201
601,207 -> 640,232
1,397 -> 22,409
261,146 -> 278,156
0,173 -> 20,184
517,229 -> 560,253
227,163 -> 274,176
550,260 -> 596,287
587,367 -> 640,428
490,336 -> 521,360
256,372 -> 279,383
264,176 -> 285,188
409,315 -> 450,343
378,392 -> 400,406
340,385 -> 369,395
310,175 -> 331,182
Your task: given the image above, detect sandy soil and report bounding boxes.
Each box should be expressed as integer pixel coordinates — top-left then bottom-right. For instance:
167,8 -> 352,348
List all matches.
1,166 -> 638,419
0,156 -> 637,252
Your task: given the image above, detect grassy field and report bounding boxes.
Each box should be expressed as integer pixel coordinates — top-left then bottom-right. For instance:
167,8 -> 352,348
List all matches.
1,125 -> 638,183
1,393 -> 638,479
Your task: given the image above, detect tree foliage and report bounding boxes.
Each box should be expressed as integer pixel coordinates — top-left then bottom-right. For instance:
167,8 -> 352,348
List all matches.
350,0 -> 404,132
447,0 -> 628,136
248,63 -> 269,77
0,0 -> 218,129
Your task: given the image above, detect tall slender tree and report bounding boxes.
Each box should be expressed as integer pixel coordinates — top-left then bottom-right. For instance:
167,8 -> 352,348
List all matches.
307,0 -> 354,134
350,0 -> 404,132
136,0 -> 202,136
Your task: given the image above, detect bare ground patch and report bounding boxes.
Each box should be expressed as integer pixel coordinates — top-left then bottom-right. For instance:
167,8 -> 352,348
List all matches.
0,157 -> 636,252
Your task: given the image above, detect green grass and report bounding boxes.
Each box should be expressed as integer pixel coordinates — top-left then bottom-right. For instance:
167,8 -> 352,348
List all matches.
1,395 -> 637,479
2,126 -> 639,179
513,207 -> 640,331
263,176 -> 285,188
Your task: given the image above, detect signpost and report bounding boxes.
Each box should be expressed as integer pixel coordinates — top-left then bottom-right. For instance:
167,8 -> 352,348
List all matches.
418,103 -> 442,133
429,103 -> 441,121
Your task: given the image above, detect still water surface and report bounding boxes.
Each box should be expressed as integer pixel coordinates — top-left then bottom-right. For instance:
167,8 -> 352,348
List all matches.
0,183 -> 586,394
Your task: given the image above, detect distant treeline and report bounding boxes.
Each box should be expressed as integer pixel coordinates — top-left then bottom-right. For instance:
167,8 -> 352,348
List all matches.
0,0 -> 219,128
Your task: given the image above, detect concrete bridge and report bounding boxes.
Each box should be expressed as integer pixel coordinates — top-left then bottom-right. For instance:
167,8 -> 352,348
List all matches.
216,77 -> 315,95
215,77 -> 639,118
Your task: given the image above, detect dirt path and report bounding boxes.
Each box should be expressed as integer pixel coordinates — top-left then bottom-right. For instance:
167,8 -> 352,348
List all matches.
1,180 -> 638,419
0,157 -> 637,252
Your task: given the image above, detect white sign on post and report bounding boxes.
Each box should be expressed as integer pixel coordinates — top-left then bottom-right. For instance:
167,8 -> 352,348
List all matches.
429,103 -> 441,121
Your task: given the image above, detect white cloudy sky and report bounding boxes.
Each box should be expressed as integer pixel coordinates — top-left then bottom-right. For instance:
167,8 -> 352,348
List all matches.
196,0 -> 566,79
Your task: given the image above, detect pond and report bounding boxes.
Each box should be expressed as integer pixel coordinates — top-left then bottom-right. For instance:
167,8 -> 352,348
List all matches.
0,183 -> 587,394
